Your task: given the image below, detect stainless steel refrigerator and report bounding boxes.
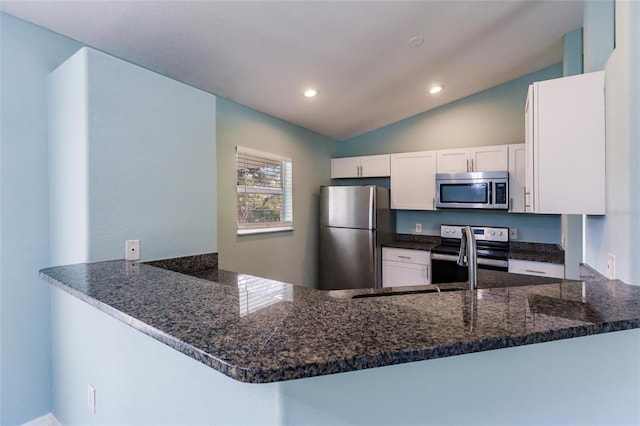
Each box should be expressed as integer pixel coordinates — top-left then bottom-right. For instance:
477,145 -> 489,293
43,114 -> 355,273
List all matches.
319,185 -> 394,290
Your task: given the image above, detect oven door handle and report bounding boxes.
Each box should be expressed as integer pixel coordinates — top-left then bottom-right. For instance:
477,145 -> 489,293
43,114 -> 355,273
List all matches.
431,253 -> 458,262
431,252 -> 508,268
477,258 -> 509,268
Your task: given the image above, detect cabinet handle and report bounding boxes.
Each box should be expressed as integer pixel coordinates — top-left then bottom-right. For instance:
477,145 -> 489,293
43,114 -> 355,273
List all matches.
398,256 -> 412,259
466,159 -> 470,172
471,158 -> 474,172
433,198 -> 436,209
525,269 -> 546,275
510,197 -> 513,211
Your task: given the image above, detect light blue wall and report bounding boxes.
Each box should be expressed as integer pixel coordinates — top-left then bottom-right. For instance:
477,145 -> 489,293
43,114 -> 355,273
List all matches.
585,0 -> 640,283
584,0 -> 615,73
397,210 -> 560,243
217,98 -> 334,287
563,28 -> 584,76
48,47 -> 217,265
51,287 -> 283,425
336,64 -> 562,157
335,65 -> 564,244
0,13 -> 82,425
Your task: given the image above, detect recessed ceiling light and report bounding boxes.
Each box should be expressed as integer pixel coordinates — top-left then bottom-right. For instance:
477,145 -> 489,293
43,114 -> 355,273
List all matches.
408,36 -> 424,48
429,85 -> 443,95
304,88 -> 318,98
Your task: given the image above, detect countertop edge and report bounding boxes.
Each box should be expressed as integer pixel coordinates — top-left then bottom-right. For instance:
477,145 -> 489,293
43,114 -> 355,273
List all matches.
40,265 -> 640,384
41,270 -> 256,383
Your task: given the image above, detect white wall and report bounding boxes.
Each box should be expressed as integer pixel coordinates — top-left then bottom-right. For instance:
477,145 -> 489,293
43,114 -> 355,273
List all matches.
585,0 -> 640,284
0,13 -> 82,425
217,98 -> 335,288
48,47 -> 217,264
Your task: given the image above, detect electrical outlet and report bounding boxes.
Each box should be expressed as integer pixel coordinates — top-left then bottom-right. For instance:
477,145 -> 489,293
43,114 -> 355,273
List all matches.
87,384 -> 96,414
509,228 -> 518,240
606,254 -> 615,279
415,223 -> 422,233
125,240 -> 140,261
126,261 -> 140,276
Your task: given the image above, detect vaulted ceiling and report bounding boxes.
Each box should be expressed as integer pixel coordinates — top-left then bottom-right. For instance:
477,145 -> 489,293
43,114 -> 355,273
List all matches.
1,1 -> 583,140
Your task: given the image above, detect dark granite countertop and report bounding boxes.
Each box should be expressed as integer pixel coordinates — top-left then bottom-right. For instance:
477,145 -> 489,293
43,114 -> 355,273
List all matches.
40,260 -> 640,384
385,235 -> 565,264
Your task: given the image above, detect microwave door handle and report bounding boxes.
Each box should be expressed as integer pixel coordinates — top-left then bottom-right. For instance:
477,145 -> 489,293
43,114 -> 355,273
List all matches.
489,182 -> 493,205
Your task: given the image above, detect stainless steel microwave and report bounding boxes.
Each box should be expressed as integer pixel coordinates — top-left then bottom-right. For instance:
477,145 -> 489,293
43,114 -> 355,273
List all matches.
435,171 -> 509,209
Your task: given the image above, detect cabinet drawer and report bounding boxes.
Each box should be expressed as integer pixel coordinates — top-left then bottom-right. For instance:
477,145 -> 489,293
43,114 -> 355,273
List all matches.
382,247 -> 430,265
382,260 -> 430,287
508,259 -> 564,279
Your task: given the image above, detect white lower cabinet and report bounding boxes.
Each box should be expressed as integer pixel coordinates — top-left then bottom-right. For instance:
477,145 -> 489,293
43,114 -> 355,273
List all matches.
508,259 -> 565,279
382,248 -> 431,287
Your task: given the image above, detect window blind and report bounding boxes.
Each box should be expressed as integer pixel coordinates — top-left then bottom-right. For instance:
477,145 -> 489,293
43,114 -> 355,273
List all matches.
236,146 -> 293,233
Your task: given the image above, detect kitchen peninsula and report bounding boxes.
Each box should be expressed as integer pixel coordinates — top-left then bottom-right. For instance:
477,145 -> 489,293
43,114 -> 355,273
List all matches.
41,259 -> 640,378
40,259 -> 640,424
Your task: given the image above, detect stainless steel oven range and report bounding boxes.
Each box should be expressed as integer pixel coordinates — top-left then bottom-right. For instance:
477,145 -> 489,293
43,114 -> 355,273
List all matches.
431,225 -> 509,284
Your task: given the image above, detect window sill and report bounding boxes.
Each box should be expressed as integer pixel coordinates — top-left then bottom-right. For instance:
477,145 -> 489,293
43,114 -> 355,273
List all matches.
237,226 -> 293,236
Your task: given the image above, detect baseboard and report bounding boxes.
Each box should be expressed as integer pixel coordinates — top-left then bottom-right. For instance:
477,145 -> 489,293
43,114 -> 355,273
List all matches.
22,413 -> 60,426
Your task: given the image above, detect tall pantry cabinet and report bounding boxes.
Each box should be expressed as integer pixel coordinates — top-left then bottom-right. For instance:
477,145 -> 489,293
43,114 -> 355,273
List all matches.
525,71 -> 605,215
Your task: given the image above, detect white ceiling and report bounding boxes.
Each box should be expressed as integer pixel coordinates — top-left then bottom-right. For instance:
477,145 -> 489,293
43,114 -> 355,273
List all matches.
1,1 -> 583,141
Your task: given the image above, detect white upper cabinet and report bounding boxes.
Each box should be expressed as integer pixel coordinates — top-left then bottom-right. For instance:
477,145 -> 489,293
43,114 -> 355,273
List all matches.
331,154 -> 390,178
390,151 -> 437,210
360,155 -> 391,177
436,146 -> 508,173
508,144 -> 526,213
436,148 -> 469,173
331,157 -> 361,178
470,145 -> 509,172
525,71 -> 605,215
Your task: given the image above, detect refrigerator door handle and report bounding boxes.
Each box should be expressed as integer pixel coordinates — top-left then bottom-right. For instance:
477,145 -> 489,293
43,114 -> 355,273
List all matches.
368,187 -> 375,229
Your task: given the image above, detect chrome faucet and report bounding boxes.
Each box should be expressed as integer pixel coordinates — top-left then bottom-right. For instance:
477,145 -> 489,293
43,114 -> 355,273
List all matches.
457,226 -> 478,290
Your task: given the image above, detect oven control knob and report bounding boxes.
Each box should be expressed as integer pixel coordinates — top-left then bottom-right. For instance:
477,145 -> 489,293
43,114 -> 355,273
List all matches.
490,231 -> 496,236
498,231 -> 503,236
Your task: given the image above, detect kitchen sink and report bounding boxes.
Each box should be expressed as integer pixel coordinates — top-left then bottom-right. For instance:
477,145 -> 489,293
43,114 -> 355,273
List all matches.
352,286 -> 466,299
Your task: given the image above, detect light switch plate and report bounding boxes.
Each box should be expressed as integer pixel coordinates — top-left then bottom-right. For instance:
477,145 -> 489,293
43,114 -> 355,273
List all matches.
606,254 -> 615,279
415,223 -> 422,233
509,228 -> 517,239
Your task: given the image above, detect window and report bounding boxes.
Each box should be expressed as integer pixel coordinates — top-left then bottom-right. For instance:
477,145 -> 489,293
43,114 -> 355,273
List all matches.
236,146 -> 293,234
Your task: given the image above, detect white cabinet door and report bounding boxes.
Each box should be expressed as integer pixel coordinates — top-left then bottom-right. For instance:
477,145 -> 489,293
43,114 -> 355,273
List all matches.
382,248 -> 431,287
508,144 -> 526,213
470,145 -> 508,172
508,259 -> 565,279
360,154 -> 391,177
383,261 -> 430,287
437,146 -> 507,173
436,148 -> 469,173
331,155 -> 390,178
390,151 -> 437,210
525,85 -> 535,213
331,157 -> 361,178
527,71 -> 605,214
